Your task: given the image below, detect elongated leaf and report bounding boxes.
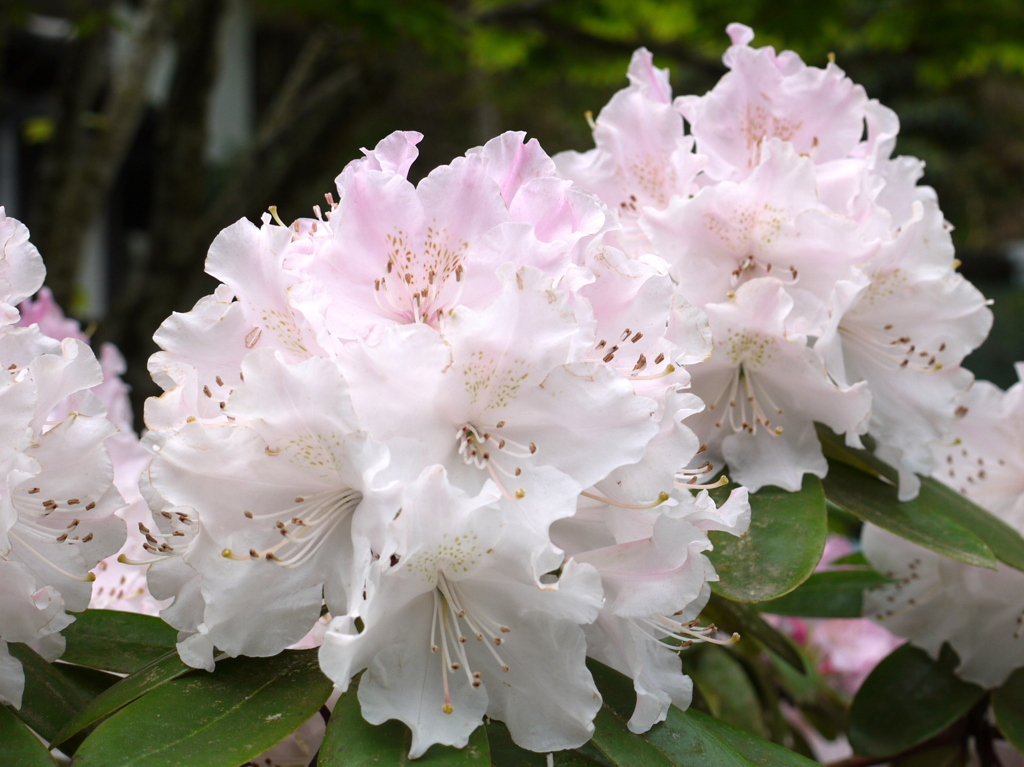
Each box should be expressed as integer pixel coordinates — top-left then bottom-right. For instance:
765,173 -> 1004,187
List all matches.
8,643 -> 95,743
318,680 -> 490,766
756,570 -> 891,618
849,643 -> 985,757
992,667 -> 1024,755
591,704 -> 678,767
701,593 -> 804,673
0,704 -> 57,766
687,646 -> 767,738
61,609 -> 177,674
822,461 -> 996,569
819,426 -> 1024,571
486,720 -> 612,767
708,475 -> 827,603
71,649 -> 332,767
589,659 -> 819,766
50,650 -> 192,749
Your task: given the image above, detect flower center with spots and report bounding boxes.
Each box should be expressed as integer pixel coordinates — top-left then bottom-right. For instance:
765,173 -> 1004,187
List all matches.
223,488 -> 363,568
372,227 -> 468,325
707,366 -> 785,436
456,423 -> 531,500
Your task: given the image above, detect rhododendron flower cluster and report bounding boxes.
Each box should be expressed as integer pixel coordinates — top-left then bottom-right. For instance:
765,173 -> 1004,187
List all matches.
864,366 -> 1024,688
142,131 -> 750,755
0,209 -> 127,708
556,23 -> 991,498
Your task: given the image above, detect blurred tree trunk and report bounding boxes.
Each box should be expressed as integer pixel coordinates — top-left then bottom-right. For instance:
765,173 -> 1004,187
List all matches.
28,0 -> 175,311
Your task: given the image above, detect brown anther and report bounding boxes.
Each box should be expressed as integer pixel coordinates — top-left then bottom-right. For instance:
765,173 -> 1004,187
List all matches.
28,488 -> 40,494
514,467 -> 522,476
295,496 -> 305,503
81,532 -> 94,543
56,533 -> 68,543
86,502 -> 96,510
249,549 -> 259,559
633,354 -> 647,372
596,340 -> 607,350
67,499 -> 80,505
244,510 -> 254,519
603,351 -> 615,363
495,421 -> 505,428
631,332 -> 643,343
528,442 -> 537,454
203,385 -> 212,398
216,376 -> 225,387
654,352 -> 665,365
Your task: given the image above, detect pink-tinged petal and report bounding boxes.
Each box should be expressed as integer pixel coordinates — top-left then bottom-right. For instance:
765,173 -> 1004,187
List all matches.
206,217 -> 323,361
345,130 -> 423,177
147,287 -> 251,429
679,27 -> 868,181
474,131 -> 556,205
575,515 -> 712,618
358,596 -> 489,758
584,617 -> 692,733
643,140 -> 874,308
16,288 -> 88,343
0,209 -> 45,326
468,610 -> 600,753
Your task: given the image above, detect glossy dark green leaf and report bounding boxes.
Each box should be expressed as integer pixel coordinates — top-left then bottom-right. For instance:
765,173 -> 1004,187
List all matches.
819,426 -> 1024,571
756,569 -> 891,618
687,646 -> 767,738
50,650 -> 192,749
993,666 -> 1024,756
0,704 -> 57,766
702,593 -> 804,673
8,643 -> 95,743
708,475 -> 828,603
71,649 -> 332,767
822,461 -> 996,569
319,679 -> 489,766
61,609 -> 177,673
849,643 -> 985,757
487,720 -> 612,767
589,659 -> 819,766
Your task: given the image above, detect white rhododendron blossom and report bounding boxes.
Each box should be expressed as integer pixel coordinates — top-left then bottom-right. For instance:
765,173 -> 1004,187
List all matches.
0,215 -> 127,708
17,289 -> 163,616
556,25 -> 990,495
864,367 -> 1024,688
142,129 -> 748,754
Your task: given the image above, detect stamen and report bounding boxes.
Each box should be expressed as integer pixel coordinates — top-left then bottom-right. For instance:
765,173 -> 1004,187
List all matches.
580,490 -> 670,510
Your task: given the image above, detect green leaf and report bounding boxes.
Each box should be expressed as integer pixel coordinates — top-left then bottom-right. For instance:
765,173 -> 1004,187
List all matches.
71,649 -> 332,767
49,650 -> 192,750
756,570 -> 892,618
487,720 -> 612,766
61,609 -> 177,674
319,678 -> 490,765
849,643 -> 985,757
992,666 -> 1024,755
687,646 -> 768,739
0,704 -> 57,766
708,475 -> 828,603
589,659 -> 819,766
822,461 -> 997,569
8,643 -> 95,743
819,426 -> 1024,571
701,593 -> 805,673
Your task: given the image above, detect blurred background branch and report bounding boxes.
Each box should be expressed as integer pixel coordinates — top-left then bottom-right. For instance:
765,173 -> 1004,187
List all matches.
3,0 -> 1024,422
